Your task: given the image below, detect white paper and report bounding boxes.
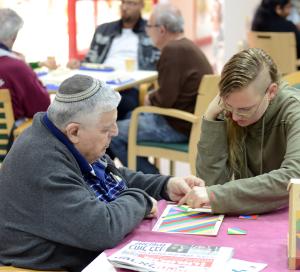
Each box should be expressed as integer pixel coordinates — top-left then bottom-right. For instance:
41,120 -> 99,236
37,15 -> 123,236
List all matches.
225,258 -> 267,272
82,252 -> 117,272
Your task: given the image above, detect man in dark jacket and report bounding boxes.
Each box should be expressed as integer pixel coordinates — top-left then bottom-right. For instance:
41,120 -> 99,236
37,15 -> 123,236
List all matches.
68,0 -> 160,120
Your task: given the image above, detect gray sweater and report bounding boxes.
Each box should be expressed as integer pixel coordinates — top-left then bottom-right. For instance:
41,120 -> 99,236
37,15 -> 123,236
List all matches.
0,113 -> 170,271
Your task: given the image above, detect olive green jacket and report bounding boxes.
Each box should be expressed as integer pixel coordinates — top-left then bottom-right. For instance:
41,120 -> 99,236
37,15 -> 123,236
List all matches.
196,83 -> 300,214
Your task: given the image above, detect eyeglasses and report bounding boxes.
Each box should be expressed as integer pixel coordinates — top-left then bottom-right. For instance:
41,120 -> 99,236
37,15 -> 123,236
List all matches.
145,24 -> 160,28
219,83 -> 272,119
120,0 -> 140,7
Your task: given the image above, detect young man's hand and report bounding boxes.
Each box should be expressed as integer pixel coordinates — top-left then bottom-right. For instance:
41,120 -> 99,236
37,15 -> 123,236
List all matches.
178,186 -> 210,208
166,176 -> 205,202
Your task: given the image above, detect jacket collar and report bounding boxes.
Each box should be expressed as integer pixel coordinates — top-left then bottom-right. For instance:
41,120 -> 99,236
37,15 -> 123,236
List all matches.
42,113 -> 93,175
0,43 -> 19,59
114,17 -> 146,35
0,43 -> 10,51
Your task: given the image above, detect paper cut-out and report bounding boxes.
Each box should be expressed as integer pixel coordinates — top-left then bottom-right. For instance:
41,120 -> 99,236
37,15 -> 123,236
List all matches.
227,227 -> 247,235
152,205 -> 224,236
239,215 -> 258,220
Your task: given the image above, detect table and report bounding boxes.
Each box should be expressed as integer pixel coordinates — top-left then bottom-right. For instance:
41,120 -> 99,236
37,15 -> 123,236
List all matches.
38,68 -> 158,93
84,200 -> 291,272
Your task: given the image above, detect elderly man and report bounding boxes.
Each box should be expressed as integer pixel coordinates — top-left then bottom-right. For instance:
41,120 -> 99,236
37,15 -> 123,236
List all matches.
109,3 -> 213,174
0,74 -> 204,271
0,8 -> 50,121
68,0 -> 160,120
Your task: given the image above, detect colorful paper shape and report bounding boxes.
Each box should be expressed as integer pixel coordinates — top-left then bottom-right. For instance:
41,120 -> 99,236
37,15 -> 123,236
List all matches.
227,227 -> 247,235
180,204 -> 212,213
239,215 -> 258,220
152,205 -> 224,236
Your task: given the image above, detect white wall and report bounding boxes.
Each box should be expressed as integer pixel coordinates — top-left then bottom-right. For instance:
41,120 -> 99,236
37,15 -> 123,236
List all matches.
223,0 -> 260,63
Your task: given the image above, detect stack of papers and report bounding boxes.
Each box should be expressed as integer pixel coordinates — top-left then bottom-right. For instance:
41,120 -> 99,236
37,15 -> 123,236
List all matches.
108,240 -> 234,272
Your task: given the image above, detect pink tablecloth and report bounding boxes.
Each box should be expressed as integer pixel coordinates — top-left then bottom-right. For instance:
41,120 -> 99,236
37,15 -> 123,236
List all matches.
105,200 -> 292,272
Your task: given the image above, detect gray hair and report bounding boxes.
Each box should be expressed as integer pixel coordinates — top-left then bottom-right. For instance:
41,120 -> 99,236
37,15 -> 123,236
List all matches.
153,4 -> 184,33
47,75 -> 121,129
0,8 -> 23,43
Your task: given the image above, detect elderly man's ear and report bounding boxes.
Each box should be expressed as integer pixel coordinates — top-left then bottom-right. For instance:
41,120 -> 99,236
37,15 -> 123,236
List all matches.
159,25 -> 166,35
65,123 -> 80,144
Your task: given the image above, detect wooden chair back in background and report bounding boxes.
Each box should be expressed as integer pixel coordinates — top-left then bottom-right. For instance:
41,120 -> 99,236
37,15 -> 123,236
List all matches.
248,31 -> 298,75
282,71 -> 300,89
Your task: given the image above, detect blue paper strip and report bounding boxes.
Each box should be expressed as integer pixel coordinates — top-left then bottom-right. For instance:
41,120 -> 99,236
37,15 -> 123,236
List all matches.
106,78 -> 134,85
79,66 -> 114,72
46,84 -> 59,91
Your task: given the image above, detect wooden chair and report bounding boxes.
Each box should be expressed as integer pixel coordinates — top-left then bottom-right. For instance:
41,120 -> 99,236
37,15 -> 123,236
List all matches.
247,31 -> 298,75
128,74 -> 220,175
138,80 -> 158,106
0,89 -> 32,161
282,71 -> 300,89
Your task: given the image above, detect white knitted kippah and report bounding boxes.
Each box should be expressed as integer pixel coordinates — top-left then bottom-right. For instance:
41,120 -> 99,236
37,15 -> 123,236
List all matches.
55,74 -> 102,103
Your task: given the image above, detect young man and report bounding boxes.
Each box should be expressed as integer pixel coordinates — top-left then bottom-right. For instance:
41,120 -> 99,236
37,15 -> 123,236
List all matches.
180,48 -> 300,215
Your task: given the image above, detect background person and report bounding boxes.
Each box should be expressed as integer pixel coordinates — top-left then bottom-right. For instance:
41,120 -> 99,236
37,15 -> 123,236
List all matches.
109,3 -> 213,174
0,8 -> 50,122
287,0 -> 300,30
251,0 -> 300,58
67,0 -> 160,120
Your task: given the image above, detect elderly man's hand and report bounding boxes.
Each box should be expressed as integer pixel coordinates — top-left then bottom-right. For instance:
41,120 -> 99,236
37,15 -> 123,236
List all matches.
166,176 -> 205,202
146,197 -> 158,218
178,186 -> 210,208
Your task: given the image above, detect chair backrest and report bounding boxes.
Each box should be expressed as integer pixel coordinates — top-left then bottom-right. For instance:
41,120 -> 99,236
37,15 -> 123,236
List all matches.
188,74 -> 220,173
0,89 -> 15,159
247,31 -> 297,75
282,71 -> 300,88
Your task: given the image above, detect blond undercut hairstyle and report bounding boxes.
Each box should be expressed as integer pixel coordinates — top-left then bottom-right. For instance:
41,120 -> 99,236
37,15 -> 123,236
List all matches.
219,48 -> 279,177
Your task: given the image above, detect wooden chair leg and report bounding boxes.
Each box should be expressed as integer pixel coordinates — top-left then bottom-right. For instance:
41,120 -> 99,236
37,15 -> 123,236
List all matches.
170,160 -> 175,176
154,158 -> 160,171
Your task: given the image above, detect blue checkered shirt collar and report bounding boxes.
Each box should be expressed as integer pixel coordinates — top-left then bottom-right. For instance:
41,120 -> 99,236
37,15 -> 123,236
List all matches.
42,113 -> 127,202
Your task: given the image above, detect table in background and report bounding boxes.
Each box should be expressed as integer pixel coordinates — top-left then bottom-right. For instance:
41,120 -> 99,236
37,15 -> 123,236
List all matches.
38,68 -> 158,93
100,200 -> 290,272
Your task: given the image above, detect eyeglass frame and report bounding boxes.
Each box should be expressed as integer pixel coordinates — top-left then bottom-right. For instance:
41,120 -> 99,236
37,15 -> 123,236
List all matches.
120,0 -> 141,7
145,24 -> 160,29
218,83 -> 272,119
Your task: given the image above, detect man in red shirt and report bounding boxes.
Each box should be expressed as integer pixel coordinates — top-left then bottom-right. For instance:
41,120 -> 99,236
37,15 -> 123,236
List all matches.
0,8 -> 50,122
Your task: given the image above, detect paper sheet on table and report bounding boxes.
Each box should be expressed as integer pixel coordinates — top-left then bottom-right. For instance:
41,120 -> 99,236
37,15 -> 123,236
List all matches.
81,252 -> 116,272
225,258 -> 267,272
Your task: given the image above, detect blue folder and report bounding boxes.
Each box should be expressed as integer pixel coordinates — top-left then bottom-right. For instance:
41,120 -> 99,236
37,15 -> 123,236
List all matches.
106,78 -> 134,85
46,84 -> 59,91
79,66 -> 114,72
